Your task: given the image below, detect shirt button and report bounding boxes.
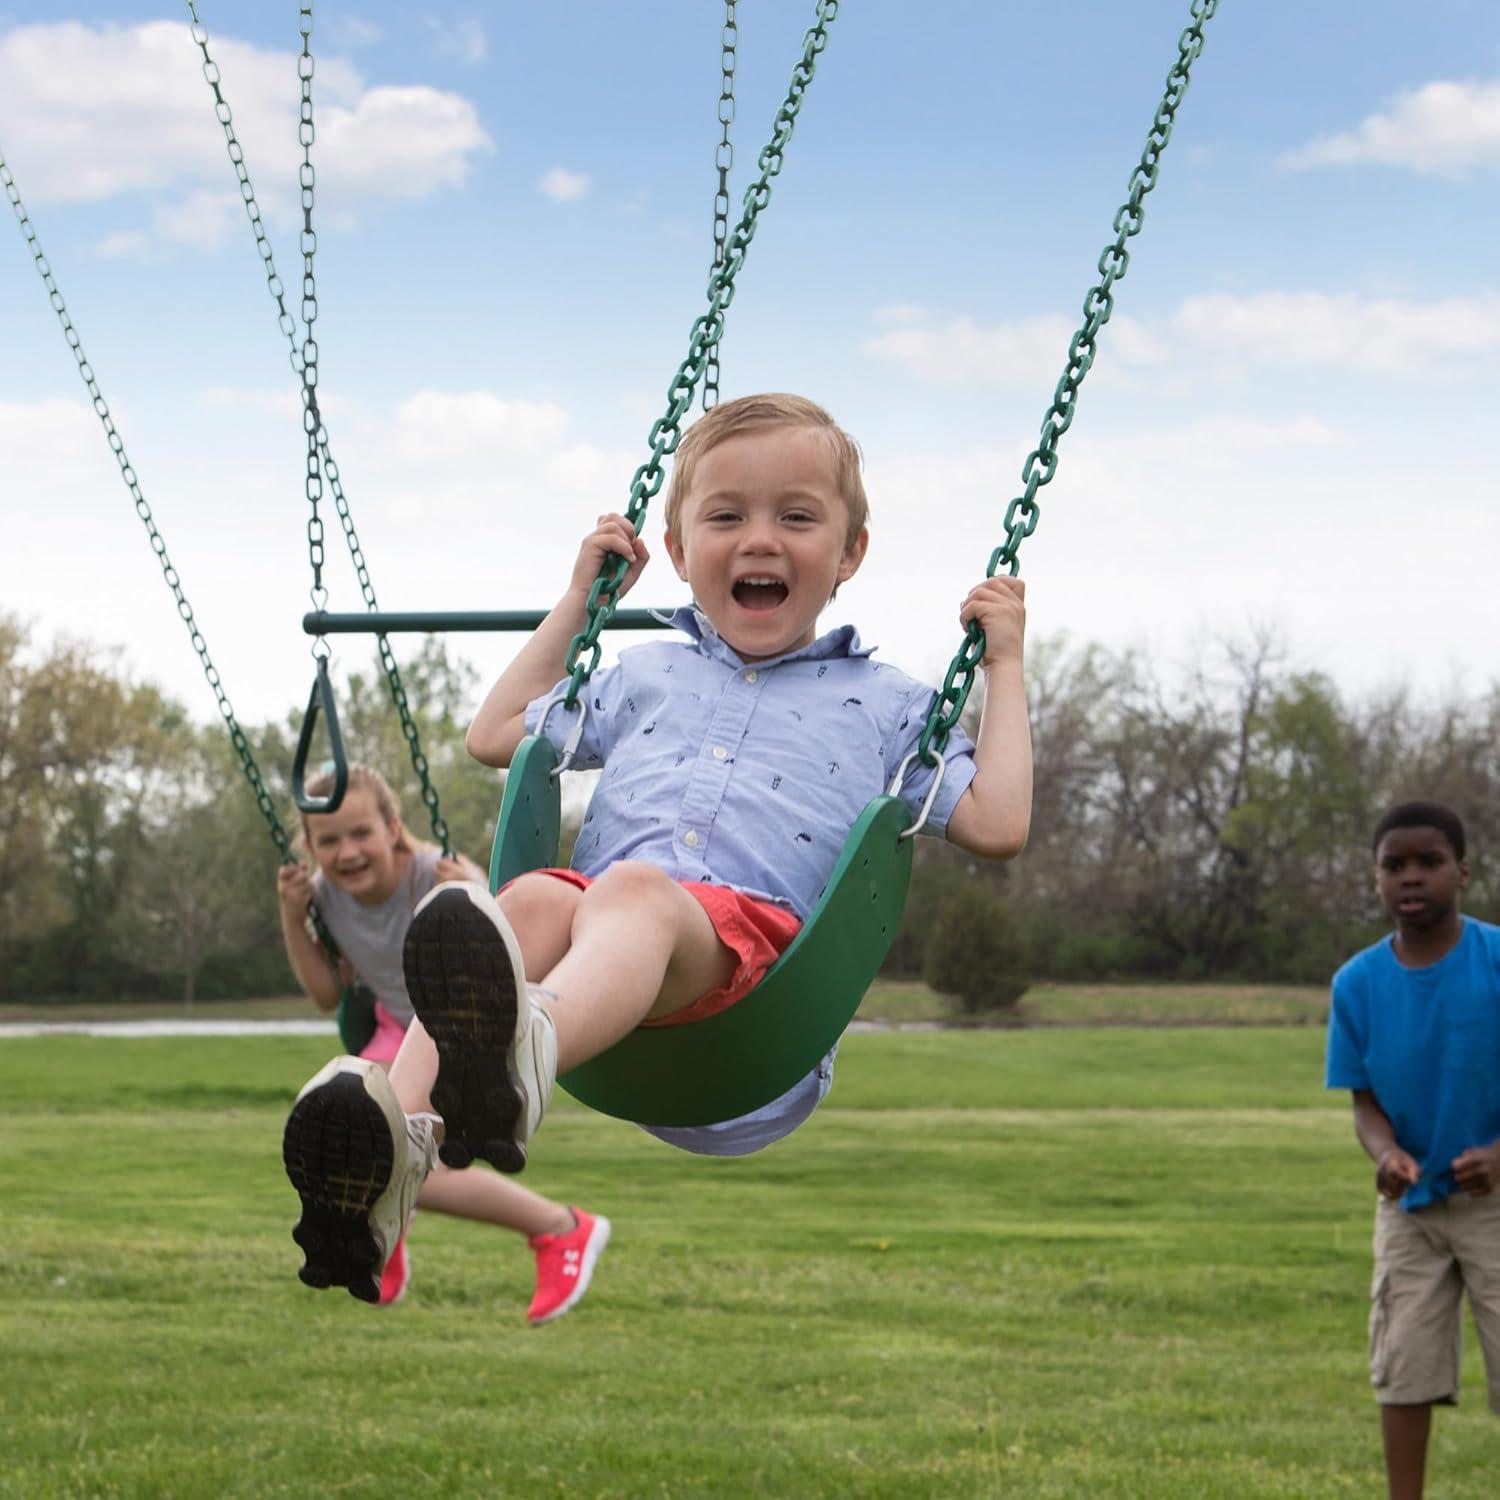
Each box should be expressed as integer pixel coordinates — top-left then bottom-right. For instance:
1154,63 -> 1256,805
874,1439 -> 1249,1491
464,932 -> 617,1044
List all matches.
712,745 -> 728,761
683,830 -> 700,848
743,670 -> 758,683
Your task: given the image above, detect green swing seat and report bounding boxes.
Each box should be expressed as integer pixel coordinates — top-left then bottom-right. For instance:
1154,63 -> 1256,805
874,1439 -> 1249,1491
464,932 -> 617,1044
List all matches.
488,733 -> 913,1127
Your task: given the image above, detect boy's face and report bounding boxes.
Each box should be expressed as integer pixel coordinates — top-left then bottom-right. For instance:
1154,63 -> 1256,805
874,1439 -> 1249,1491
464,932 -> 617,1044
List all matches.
664,423 -> 869,663
1374,825 -> 1468,932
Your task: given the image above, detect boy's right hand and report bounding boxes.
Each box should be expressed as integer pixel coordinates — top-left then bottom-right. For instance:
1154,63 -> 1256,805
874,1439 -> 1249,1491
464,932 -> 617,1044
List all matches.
1376,1147 -> 1420,1199
571,513 -> 649,602
277,862 -> 314,914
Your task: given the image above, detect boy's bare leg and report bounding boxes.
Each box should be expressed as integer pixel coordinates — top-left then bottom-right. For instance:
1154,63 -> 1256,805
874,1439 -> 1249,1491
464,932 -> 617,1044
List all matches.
536,862 -> 736,1071
1380,1404 -> 1431,1500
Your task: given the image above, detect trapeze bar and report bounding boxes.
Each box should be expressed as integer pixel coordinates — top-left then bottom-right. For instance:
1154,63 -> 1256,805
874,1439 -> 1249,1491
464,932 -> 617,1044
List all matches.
302,609 -> 675,635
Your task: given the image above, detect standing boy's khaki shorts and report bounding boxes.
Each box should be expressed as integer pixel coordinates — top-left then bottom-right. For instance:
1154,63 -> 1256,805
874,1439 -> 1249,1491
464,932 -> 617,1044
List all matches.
1370,1190 -> 1500,1411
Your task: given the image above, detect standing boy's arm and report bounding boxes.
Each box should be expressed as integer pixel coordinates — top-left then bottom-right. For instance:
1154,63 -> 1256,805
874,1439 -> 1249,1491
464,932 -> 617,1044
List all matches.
944,576 -> 1032,861
1352,1088 -> 1420,1199
466,514 -> 648,767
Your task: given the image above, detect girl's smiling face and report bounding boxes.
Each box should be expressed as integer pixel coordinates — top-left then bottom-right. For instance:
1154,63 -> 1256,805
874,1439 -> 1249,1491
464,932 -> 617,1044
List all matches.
663,423 -> 869,663
304,789 -> 405,905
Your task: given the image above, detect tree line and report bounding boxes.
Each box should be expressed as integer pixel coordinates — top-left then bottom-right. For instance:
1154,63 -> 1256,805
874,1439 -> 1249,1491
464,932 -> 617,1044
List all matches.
3,615 -> 1495,1007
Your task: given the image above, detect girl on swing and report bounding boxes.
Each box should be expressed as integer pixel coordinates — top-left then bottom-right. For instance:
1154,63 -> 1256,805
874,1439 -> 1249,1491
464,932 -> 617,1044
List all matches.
283,394 -> 1032,1298
278,762 -> 609,1317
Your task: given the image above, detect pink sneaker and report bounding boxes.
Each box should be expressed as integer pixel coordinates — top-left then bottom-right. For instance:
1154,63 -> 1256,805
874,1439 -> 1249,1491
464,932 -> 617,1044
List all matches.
377,1233 -> 410,1307
527,1208 -> 611,1325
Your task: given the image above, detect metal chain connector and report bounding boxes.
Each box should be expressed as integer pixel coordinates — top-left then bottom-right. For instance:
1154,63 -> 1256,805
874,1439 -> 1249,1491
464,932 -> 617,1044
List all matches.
915,0 -> 1221,767
563,0 -> 839,706
185,2 -> 451,854
703,1 -> 737,411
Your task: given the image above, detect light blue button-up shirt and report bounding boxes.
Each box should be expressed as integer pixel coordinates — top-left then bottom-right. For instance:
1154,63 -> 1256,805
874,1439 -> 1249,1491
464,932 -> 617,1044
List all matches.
524,607 -> 976,920
522,606 -> 979,1156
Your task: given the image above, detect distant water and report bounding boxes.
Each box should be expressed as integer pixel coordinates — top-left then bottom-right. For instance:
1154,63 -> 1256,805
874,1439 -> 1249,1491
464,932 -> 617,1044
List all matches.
0,1019 -> 339,1039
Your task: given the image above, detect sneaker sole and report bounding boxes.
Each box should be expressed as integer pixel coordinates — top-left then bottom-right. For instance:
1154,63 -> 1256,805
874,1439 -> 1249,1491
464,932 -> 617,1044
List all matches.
404,886 -> 528,1174
529,1215 -> 613,1327
282,1070 -> 392,1304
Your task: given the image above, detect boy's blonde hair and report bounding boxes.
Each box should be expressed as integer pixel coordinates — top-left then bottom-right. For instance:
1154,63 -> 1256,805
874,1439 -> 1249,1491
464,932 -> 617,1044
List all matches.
298,762 -> 415,856
664,393 -> 869,549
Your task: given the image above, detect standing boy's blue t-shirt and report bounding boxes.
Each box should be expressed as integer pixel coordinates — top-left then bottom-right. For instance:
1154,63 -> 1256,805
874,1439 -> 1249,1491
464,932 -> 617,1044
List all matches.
1325,916 -> 1500,1211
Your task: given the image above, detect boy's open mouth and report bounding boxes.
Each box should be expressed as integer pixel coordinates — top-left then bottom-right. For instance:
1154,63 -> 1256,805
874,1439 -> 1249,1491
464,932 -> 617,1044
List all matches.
732,577 -> 789,612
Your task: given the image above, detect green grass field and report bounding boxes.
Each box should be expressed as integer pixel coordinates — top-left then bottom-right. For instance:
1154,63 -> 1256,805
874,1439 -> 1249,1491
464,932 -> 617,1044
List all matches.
2,1028 -> 1495,1498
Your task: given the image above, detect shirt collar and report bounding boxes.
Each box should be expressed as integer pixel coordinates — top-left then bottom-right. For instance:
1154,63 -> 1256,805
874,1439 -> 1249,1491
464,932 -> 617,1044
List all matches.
669,604 -> 875,667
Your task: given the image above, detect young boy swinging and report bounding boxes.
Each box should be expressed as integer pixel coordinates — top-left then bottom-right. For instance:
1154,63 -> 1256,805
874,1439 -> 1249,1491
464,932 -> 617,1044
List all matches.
283,394 -> 1033,1298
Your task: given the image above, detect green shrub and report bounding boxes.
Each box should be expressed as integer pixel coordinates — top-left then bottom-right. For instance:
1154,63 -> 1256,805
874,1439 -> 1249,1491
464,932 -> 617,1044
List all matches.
923,878 -> 1029,1014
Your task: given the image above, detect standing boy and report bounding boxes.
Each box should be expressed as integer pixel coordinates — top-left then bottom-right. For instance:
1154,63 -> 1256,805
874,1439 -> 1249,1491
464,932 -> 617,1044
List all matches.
1325,801 -> 1500,1500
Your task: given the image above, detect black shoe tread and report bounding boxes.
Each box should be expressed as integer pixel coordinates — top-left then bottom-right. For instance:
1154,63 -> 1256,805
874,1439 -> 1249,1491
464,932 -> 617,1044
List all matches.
403,889 -> 527,1173
283,1070 -> 393,1302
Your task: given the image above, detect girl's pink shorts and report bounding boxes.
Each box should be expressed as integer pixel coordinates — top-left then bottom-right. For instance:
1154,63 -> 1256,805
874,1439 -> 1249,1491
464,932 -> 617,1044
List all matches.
360,1000 -> 408,1065
518,868 -> 802,1027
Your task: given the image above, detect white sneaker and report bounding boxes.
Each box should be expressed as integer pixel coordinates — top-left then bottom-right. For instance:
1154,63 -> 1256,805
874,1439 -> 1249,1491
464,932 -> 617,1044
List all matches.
403,880 -> 557,1173
283,1056 -> 438,1303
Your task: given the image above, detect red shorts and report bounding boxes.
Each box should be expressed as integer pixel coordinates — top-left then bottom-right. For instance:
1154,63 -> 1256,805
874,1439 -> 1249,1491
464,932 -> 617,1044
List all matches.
519,868 -> 802,1027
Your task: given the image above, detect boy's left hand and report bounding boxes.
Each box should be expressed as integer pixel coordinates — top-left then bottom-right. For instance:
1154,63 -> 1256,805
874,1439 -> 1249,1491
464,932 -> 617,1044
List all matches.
434,855 -> 470,885
1452,1142 -> 1500,1195
959,576 -> 1026,667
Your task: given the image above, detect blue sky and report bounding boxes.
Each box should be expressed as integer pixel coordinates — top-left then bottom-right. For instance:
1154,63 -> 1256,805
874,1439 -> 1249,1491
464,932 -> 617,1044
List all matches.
2,1 -> 1497,727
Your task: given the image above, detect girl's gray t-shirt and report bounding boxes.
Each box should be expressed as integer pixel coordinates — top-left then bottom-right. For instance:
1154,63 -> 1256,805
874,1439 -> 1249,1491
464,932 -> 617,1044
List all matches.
311,844 -> 442,1026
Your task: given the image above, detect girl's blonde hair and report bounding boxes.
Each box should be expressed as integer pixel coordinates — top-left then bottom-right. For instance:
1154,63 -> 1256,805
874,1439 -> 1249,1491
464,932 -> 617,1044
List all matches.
663,393 -> 868,549
298,762 -> 416,856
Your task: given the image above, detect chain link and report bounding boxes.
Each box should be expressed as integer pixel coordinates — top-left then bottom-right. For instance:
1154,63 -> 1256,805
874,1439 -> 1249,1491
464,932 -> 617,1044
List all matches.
1,148 -> 305,879
916,0 -> 1221,765
185,1 -> 451,854
563,0 -> 838,703
702,1 -> 737,411
295,3 -> 327,643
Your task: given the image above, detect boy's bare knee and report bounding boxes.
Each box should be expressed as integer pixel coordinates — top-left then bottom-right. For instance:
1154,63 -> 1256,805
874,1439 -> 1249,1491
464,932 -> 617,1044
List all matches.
499,872 -> 578,925
583,861 -> 678,917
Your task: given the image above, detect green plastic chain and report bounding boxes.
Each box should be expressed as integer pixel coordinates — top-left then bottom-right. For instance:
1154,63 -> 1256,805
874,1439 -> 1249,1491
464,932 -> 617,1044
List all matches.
916,0 -> 1222,767
186,0 -> 452,854
561,0 -> 840,708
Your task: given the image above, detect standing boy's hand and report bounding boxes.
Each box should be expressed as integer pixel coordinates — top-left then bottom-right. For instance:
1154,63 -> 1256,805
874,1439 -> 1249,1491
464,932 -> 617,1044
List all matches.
959,576 -> 1026,667
1376,1147 -> 1421,1199
572,513 -> 649,602
1451,1142 -> 1500,1195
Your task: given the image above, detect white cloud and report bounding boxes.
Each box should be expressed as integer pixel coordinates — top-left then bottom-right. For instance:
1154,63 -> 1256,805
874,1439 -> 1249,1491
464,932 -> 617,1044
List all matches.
426,17 -> 487,65
197,387 -> 315,422
390,391 -> 572,467
863,311 -> 1166,387
331,16 -> 383,50
0,21 -> 492,249
1174,291 -> 1500,375
1104,414 -> 1344,471
865,291 -> 1500,386
1282,78 -> 1500,177
539,167 -> 591,203
0,397 -> 118,486
873,303 -> 927,324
